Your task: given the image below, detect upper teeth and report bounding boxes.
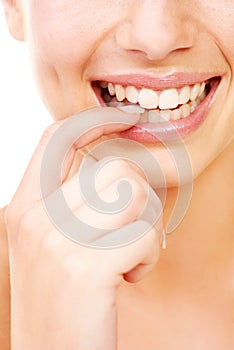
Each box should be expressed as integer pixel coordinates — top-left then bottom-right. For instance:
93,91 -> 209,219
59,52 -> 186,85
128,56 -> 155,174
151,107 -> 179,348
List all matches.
101,81 -> 207,111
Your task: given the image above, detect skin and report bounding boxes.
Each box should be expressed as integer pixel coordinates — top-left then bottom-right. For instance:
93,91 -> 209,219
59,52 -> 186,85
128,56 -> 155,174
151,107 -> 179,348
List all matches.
1,0 -> 234,349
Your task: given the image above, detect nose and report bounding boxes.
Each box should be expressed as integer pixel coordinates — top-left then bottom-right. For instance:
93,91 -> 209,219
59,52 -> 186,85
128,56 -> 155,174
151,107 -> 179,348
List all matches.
116,1 -> 197,61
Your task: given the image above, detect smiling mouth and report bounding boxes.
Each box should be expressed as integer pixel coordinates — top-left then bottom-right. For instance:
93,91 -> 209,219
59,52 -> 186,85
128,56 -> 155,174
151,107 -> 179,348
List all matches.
92,77 -> 219,123
91,74 -> 221,142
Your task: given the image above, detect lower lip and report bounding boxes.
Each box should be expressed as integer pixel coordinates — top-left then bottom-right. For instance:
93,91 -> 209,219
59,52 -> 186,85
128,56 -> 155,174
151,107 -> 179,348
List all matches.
119,80 -> 219,143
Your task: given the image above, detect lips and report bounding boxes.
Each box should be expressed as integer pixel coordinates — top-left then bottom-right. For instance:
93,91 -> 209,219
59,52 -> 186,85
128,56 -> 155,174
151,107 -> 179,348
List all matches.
91,73 -> 222,143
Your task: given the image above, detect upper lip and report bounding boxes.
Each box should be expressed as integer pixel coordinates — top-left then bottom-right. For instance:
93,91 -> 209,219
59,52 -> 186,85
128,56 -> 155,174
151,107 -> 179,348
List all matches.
91,72 -> 223,90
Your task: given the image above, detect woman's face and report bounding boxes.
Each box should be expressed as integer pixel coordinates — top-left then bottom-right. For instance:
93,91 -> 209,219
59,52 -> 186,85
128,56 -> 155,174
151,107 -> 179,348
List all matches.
6,0 -> 234,185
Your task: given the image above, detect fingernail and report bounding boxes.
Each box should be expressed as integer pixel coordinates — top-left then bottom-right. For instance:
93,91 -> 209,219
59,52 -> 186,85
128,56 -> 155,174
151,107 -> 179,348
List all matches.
107,101 -> 144,114
117,104 -> 145,114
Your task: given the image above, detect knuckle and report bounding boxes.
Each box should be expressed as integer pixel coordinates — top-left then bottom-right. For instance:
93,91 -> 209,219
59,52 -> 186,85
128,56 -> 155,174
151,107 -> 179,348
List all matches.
115,158 -> 132,170
115,158 -> 145,180
39,122 -> 62,148
123,176 -> 147,200
10,207 -> 39,249
101,157 -> 134,177
5,202 -> 38,247
19,206 -> 37,234
112,177 -> 148,221
116,159 -> 140,177
145,227 -> 161,251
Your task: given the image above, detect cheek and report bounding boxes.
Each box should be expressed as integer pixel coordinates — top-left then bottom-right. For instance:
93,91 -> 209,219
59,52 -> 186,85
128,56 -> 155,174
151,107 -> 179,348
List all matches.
28,3 -> 94,68
25,0 -> 118,117
214,23 -> 234,67
27,1 -> 119,69
196,1 -> 234,65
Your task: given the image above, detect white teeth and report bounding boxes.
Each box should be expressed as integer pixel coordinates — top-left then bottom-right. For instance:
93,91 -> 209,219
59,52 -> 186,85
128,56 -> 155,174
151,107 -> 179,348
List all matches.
171,108 -> 182,121
100,79 -> 209,122
199,82 -> 206,96
140,110 -> 149,122
115,84 -> 126,101
159,88 -> 179,110
126,86 -> 139,104
160,110 -> 171,121
181,104 -> 191,118
179,86 -> 190,104
108,83 -> 115,96
190,83 -> 200,101
141,100 -> 195,123
138,88 -> 159,109
190,100 -> 197,113
148,110 -> 160,123
200,91 -> 206,101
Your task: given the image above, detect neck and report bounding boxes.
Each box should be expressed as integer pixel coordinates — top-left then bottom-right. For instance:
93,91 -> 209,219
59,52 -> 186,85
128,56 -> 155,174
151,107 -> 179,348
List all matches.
127,139 -> 234,297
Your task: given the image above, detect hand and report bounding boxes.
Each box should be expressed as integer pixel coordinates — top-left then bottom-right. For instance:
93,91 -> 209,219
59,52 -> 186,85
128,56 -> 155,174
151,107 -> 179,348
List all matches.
5,107 -> 163,350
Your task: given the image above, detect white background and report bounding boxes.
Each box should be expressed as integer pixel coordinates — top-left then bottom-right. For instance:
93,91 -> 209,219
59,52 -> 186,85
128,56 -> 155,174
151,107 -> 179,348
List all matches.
0,5 -> 51,207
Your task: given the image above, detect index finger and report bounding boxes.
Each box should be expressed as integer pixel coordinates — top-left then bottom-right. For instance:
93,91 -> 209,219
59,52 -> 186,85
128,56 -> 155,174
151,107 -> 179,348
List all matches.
8,107 -> 140,222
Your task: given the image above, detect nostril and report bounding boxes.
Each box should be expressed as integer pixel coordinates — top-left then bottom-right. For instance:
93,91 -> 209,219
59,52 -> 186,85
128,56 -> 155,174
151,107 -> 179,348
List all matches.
115,6 -> 197,62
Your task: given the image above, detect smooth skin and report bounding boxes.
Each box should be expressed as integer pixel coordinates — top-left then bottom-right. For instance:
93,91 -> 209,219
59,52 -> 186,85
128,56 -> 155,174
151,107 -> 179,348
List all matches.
1,0 -> 234,349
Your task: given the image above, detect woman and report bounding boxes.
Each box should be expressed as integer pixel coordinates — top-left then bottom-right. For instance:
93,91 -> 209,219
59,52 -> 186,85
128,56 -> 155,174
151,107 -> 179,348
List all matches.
0,0 -> 233,349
